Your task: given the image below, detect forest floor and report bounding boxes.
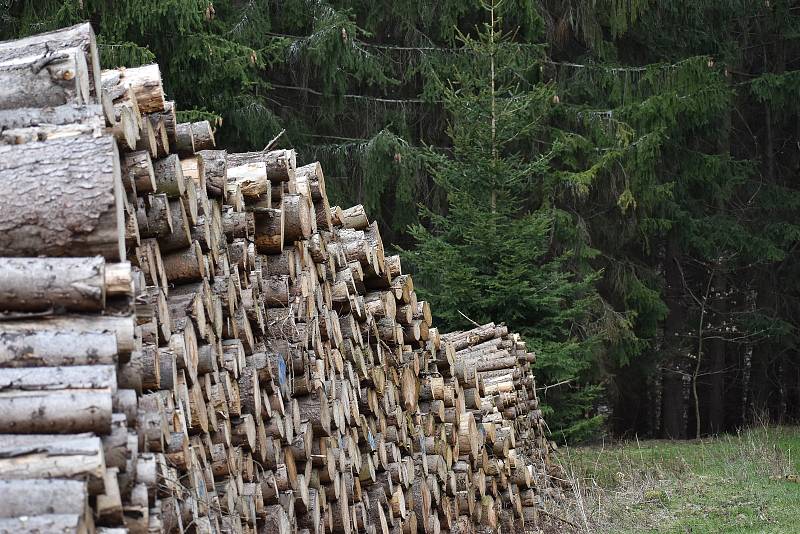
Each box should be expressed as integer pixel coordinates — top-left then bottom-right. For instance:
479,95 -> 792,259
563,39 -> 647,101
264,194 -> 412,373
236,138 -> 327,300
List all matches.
547,425 -> 800,533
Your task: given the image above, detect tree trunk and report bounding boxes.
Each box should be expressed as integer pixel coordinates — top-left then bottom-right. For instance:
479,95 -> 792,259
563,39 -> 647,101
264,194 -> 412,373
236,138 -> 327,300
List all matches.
101,64 -> 165,114
174,122 -> 195,156
661,234 -> 687,439
228,162 -> 270,200
137,193 -> 173,238
0,479 -> 87,517
0,315 -> 135,355
153,154 -> 186,198
0,103 -> 104,131
0,45 -> 92,110
227,149 -> 296,183
198,149 -> 227,198
0,111 -> 104,145
0,256 -> 106,312
340,205 -> 368,230
191,121 -> 215,151
0,365 -> 115,434
123,150 -> 156,194
0,329 -> 117,367
157,200 -> 192,252
0,23 -> 102,104
706,273 -> 727,434
282,194 -> 313,243
254,208 -> 284,254
0,434 -> 106,492
0,134 -> 124,260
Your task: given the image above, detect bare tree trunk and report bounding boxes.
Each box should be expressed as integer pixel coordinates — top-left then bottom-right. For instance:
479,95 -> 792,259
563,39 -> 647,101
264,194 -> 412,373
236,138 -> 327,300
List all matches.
661,234 -> 687,439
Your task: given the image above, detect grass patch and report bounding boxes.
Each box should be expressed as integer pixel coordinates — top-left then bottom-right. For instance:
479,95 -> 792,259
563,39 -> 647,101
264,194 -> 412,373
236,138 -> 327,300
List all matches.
548,425 -> 800,533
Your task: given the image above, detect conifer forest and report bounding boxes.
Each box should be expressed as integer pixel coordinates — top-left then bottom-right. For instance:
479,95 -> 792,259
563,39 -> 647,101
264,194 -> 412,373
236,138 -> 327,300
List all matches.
2,0 -> 800,450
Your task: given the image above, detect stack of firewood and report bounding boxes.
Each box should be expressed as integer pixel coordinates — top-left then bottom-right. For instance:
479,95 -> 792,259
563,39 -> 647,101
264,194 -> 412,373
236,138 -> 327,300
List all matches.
0,24 -> 559,534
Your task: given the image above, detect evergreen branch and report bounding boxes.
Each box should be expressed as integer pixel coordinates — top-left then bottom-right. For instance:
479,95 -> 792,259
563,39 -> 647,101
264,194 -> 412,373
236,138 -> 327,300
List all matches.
306,135 -> 453,151
265,31 -> 451,51
546,55 -> 709,73
270,83 -> 440,104
263,31 -> 541,53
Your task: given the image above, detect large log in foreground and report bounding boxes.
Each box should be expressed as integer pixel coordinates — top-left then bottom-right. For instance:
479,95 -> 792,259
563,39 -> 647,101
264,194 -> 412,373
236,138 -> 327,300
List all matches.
0,134 -> 125,260
0,23 -> 565,534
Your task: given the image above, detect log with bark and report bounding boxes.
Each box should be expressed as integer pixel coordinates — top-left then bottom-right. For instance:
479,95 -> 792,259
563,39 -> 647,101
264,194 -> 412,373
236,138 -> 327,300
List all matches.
0,24 -> 564,534
0,134 -> 125,260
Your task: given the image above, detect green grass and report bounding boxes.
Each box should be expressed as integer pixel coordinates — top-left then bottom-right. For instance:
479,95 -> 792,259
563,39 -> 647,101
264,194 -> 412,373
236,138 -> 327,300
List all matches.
550,425 -> 800,533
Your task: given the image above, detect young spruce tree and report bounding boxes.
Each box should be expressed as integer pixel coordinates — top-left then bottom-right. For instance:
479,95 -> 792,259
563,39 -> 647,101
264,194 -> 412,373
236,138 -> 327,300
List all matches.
405,0 -> 606,442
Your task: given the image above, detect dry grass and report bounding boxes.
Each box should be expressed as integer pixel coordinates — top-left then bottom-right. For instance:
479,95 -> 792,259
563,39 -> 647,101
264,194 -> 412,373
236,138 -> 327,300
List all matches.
544,425 -> 800,533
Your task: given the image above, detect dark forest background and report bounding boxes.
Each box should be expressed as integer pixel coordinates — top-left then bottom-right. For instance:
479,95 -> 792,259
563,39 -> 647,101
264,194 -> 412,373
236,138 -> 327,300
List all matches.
3,0 -> 800,443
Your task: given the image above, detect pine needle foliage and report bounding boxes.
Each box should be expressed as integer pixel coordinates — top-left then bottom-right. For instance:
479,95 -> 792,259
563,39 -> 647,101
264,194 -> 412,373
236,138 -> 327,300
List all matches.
403,2 -> 611,442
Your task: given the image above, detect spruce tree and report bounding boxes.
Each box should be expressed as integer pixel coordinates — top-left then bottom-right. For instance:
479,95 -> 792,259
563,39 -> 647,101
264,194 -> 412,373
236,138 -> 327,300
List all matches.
403,0 -> 614,442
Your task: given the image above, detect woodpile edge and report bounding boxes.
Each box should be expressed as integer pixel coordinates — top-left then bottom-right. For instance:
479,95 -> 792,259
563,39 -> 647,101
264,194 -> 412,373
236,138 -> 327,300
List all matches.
0,23 -> 565,534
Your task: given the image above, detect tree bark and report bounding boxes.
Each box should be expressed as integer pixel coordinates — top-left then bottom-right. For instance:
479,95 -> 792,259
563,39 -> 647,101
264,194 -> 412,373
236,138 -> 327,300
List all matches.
0,23 -> 102,104
227,149 -> 295,182
254,208 -> 284,254
0,365 -> 115,434
0,479 -> 87,517
0,514 -> 87,533
174,122 -> 195,155
0,434 -> 106,492
0,103 -> 103,130
123,150 -> 156,194
0,256 -> 107,312
340,205 -> 369,230
162,241 -> 205,284
0,329 -> 117,367
0,314 -> 135,355
136,193 -> 173,238
157,200 -> 192,252
101,64 -> 165,114
191,121 -> 215,150
198,149 -> 227,198
153,154 -> 186,198
0,46 -> 92,110
229,162 -> 271,200
0,134 -> 124,260
0,114 -> 105,145
283,194 -> 312,243
161,100 -> 177,141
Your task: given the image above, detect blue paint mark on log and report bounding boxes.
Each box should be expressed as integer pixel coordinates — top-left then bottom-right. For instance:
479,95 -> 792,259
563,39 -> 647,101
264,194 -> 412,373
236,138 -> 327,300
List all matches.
278,358 -> 287,385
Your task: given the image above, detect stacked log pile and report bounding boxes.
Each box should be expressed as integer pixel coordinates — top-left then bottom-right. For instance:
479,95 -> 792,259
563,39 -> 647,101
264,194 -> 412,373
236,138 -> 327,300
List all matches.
0,24 -> 560,534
